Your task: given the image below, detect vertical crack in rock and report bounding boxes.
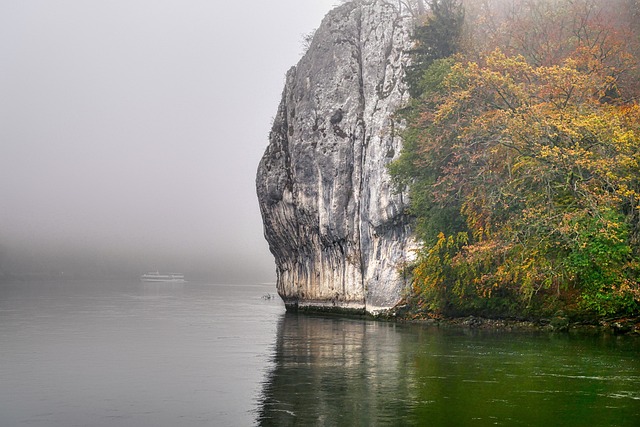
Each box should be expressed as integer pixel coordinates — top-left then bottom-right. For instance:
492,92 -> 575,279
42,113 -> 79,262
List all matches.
256,0 -> 416,315
354,5 -> 367,301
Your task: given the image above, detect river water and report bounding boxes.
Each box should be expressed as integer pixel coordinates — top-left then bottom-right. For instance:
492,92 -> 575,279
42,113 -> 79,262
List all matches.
1,280 -> 638,426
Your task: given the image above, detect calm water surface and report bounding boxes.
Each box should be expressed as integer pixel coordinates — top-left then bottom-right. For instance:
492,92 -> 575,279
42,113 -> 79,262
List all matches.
0,280 -> 282,426
1,280 -> 639,426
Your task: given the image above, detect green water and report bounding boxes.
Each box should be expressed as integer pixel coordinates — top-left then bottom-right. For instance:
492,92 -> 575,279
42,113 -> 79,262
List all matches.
258,313 -> 640,426
1,281 -> 637,425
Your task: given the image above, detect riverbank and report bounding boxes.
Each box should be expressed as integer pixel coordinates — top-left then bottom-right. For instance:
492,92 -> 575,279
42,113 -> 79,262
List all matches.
278,297 -> 640,336
392,312 -> 640,336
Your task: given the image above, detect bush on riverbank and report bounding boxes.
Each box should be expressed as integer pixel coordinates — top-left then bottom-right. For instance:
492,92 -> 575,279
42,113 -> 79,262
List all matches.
391,0 -> 640,321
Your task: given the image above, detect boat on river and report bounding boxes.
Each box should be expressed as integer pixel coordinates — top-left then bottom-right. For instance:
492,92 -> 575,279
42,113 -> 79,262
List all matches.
140,272 -> 186,283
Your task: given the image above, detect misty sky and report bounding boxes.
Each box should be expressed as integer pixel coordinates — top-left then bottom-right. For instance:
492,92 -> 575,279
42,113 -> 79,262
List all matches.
0,0 -> 339,282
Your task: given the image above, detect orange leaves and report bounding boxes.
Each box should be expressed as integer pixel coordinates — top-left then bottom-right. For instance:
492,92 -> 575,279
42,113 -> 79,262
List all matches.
394,0 -> 640,317
406,48 -> 639,315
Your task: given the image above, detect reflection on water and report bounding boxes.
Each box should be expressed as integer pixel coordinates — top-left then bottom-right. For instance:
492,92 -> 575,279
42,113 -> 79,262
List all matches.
2,281 -> 638,426
258,313 -> 416,426
258,313 -> 640,427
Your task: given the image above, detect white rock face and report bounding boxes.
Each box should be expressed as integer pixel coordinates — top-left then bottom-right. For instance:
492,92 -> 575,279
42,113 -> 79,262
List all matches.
256,0 -> 416,314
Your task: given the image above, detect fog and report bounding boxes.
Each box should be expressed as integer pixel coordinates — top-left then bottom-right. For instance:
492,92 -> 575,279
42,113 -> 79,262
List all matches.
0,0 -> 339,282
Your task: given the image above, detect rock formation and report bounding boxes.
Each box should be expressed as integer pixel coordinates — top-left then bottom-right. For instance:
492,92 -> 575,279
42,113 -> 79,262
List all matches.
256,0 -> 416,314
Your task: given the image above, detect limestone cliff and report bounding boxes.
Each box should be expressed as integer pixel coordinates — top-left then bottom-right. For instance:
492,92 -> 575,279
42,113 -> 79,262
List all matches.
256,0 -> 416,314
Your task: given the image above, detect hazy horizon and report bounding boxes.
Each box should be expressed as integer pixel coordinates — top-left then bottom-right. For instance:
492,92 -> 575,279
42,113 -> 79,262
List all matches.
0,0 -> 340,282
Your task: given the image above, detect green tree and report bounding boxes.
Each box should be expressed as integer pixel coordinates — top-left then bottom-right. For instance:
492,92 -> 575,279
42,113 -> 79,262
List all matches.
405,0 -> 465,97
393,0 -> 640,318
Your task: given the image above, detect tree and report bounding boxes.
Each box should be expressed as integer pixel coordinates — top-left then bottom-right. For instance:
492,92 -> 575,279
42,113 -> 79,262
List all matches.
405,0 -> 465,97
402,50 -> 640,317
392,0 -> 640,318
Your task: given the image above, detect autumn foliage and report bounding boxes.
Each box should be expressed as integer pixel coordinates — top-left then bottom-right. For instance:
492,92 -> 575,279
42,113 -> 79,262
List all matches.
392,0 -> 640,319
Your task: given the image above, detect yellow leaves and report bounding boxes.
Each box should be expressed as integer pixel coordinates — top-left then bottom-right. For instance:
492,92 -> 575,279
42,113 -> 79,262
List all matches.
537,145 -> 562,160
445,48 -> 624,119
433,88 -> 472,123
403,33 -> 640,315
484,49 -> 529,71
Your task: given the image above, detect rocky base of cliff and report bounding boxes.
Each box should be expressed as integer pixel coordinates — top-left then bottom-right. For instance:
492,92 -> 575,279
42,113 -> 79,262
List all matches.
283,298 -> 367,315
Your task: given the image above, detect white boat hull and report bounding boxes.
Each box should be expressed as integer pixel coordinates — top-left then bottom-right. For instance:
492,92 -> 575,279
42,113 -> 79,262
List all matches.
140,272 -> 186,283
